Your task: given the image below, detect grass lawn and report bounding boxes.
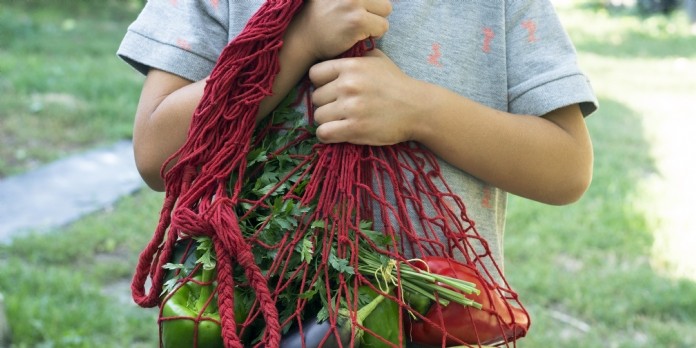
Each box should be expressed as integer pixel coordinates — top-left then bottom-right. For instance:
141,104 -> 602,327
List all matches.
0,0 -> 143,177
1,1 -> 696,347
505,2 -> 696,347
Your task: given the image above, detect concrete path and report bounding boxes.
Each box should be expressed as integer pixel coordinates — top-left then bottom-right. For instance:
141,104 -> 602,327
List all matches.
0,140 -> 144,244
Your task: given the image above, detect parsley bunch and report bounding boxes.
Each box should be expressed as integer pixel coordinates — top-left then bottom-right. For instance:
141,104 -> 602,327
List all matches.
162,89 -> 482,346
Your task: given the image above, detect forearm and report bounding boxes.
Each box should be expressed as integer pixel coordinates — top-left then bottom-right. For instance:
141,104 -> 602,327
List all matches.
410,82 -> 593,205
307,49 -> 592,205
134,27 -> 316,191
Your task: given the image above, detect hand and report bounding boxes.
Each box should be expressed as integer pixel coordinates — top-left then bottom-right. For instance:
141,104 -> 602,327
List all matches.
289,0 -> 392,61
309,49 -> 425,145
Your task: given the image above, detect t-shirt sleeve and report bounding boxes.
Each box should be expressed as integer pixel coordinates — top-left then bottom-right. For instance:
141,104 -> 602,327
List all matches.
117,0 -> 229,82
506,0 -> 598,117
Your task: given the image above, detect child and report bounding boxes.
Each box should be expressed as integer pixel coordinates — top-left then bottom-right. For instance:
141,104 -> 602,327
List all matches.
119,0 -> 596,263
118,0 -> 597,345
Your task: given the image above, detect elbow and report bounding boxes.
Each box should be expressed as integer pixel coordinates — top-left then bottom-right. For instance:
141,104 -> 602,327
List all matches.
543,157 -> 594,206
137,162 -> 166,192
134,147 -> 166,192
544,137 -> 594,206
546,172 -> 592,206
140,169 -> 166,192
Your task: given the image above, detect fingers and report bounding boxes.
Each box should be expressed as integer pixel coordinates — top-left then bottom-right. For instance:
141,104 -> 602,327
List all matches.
314,103 -> 347,130
362,11 -> 390,39
312,84 -> 368,144
309,66 -> 352,143
309,49 -> 385,88
307,47 -> 392,144
312,89 -> 360,144
366,0 -> 392,17
311,84 -> 337,110
309,58 -> 360,111
316,119 -> 354,144
363,0 -> 392,38
298,0 -> 391,60
308,59 -> 342,89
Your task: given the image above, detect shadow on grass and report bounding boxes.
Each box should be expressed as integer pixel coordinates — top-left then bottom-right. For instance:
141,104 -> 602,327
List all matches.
505,97 -> 696,346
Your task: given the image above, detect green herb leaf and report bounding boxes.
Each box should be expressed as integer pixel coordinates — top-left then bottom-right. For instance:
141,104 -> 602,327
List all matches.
161,277 -> 180,296
297,238 -> 314,264
162,263 -> 185,271
298,288 -> 318,300
246,148 -> 268,165
359,220 -> 394,247
329,253 -> 355,275
316,306 -> 329,323
193,237 -> 217,270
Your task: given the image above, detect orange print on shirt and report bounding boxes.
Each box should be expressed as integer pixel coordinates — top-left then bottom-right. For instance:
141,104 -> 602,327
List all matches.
522,20 -> 538,43
176,38 -> 191,51
428,43 -> 443,67
169,0 -> 177,6
481,186 -> 492,209
210,0 -> 219,9
482,28 -> 495,53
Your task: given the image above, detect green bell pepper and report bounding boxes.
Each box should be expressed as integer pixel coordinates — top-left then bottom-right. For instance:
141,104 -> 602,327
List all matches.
160,238 -> 255,347
160,266 -> 224,348
402,289 -> 432,316
360,286 -> 403,348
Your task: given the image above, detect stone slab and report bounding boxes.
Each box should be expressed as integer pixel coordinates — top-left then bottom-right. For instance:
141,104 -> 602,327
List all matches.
0,141 -> 144,243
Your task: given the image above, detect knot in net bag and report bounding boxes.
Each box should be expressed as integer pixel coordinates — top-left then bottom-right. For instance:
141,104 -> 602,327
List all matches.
130,1 -> 531,347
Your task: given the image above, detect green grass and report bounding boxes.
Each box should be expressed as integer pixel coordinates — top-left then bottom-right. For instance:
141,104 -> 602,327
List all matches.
0,191 -> 163,347
1,1 -> 696,347
0,0 -> 143,177
504,2 -> 696,347
506,98 -> 696,347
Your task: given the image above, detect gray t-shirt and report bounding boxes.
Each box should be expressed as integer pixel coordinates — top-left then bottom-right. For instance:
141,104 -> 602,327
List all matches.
118,0 -> 597,272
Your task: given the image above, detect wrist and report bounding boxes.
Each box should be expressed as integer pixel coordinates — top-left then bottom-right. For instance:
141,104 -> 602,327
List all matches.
406,80 -> 441,144
284,11 -> 321,63
255,18 -> 318,120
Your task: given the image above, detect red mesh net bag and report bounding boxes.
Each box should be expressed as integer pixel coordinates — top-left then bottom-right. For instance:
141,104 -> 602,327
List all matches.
130,1 -> 531,347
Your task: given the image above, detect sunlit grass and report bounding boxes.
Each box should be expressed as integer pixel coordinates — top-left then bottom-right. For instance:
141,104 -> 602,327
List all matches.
560,3 -> 696,283
504,2 -> 696,347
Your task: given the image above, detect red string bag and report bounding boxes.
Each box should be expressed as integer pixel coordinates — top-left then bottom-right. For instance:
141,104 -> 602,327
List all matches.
130,1 -> 531,347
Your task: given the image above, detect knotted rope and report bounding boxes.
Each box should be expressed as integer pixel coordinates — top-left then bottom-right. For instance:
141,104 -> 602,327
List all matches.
131,1 -> 529,347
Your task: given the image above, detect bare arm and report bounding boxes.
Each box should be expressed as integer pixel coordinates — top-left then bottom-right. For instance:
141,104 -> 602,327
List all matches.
132,28 -> 314,191
310,49 -> 593,205
414,92 -> 593,205
132,0 -> 393,191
